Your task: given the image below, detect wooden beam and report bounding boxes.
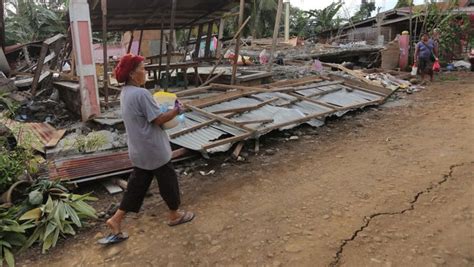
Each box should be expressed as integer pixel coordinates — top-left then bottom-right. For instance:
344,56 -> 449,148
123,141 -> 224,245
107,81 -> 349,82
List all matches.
127,30 -> 134,53
235,119 -> 274,126
158,14 -> 164,85
231,141 -> 245,159
137,29 -> 144,55
202,133 -> 252,150
213,97 -> 279,114
184,104 -> 253,132
199,71 -> 225,88
101,0 -> 109,108
193,24 -> 204,59
231,0 -> 245,85
203,15 -> 251,84
204,21 -> 213,58
0,0 -> 5,50
268,0 -> 284,72
176,85 -> 213,97
216,17 -> 225,57
287,92 -> 340,109
165,0 -> 177,91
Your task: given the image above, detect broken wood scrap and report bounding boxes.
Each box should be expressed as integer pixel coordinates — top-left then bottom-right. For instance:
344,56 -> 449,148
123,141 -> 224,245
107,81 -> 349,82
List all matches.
213,97 -> 279,114
184,104 -> 253,132
231,141 -> 245,159
321,62 -> 382,88
235,118 -> 274,126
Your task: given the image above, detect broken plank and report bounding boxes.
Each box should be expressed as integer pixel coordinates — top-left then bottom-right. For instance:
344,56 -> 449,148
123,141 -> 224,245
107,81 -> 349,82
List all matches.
231,141 -> 245,159
113,178 -> 128,190
235,119 -> 274,125
184,104 -> 253,132
287,92 -> 339,109
211,83 -> 267,93
213,97 -> 279,114
202,132 -> 253,151
176,85 -> 213,97
101,179 -> 123,194
169,112 -> 237,139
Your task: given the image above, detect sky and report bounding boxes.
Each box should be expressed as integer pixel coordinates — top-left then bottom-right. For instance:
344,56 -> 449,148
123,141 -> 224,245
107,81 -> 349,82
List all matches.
291,0 -> 425,16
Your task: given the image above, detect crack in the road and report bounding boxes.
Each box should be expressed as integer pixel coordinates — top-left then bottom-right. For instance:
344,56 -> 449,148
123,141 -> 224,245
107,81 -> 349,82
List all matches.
329,162 -> 472,267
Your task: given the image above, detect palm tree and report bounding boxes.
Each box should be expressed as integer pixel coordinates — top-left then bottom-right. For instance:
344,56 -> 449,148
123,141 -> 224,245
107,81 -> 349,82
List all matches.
304,1 -> 344,36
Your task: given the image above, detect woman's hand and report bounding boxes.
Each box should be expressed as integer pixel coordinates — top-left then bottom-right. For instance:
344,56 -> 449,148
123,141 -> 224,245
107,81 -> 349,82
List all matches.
174,100 -> 185,114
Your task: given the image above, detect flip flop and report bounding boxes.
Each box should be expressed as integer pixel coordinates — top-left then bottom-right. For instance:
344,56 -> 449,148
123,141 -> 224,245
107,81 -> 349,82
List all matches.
98,232 -> 129,245
168,211 -> 195,227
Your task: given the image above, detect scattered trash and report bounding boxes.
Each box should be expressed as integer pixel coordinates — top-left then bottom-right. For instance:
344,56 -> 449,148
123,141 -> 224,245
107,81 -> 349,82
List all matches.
199,170 -> 216,176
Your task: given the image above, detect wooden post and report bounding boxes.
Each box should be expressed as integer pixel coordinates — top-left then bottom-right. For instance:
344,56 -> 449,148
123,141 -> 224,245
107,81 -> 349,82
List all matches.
194,24 -> 204,59
284,0 -> 290,43
268,0 -> 284,73
101,0 -> 109,108
158,14 -> 164,86
231,0 -> 245,85
137,29 -> 144,55
183,26 -> 193,61
127,30 -> 134,53
204,21 -> 213,59
165,0 -> 177,91
69,0 -> 100,121
203,16 -> 251,84
217,17 -> 225,57
0,0 -> 5,50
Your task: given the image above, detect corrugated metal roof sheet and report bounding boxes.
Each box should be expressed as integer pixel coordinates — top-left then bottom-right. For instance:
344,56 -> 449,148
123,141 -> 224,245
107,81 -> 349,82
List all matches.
165,80 -> 386,152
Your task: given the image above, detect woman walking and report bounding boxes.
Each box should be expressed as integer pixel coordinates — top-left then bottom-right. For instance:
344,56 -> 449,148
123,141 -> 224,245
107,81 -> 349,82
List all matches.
414,33 -> 438,84
100,54 -> 195,244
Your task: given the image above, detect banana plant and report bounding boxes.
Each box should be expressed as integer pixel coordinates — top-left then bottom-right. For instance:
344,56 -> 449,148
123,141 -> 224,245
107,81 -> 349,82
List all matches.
19,193 -> 97,254
0,206 -> 34,267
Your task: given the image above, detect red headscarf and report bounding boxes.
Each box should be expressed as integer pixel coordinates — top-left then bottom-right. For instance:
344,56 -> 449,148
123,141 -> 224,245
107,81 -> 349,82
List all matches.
114,54 -> 145,83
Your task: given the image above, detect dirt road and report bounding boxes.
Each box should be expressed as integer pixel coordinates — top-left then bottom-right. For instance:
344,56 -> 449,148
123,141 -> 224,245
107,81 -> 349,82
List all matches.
20,73 -> 474,266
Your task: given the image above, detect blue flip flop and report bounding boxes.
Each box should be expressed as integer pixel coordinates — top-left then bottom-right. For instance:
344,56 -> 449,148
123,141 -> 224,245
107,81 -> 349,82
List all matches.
98,232 -> 129,245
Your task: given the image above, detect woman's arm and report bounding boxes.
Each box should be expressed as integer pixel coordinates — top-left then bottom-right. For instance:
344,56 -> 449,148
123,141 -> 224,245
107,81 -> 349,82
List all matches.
153,108 -> 179,126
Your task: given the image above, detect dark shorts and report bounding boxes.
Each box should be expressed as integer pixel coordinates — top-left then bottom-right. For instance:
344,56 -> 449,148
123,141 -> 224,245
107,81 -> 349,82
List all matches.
418,57 -> 433,75
119,161 -> 181,213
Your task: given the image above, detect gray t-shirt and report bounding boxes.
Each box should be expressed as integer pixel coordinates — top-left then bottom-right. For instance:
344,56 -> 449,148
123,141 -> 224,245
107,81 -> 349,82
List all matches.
120,85 -> 172,170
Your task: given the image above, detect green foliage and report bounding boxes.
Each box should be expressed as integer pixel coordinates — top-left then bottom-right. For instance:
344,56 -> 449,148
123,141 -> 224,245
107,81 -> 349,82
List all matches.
4,0 -> 68,45
74,132 -> 108,153
0,179 -> 97,265
0,121 -> 43,194
395,0 -> 413,8
0,93 -> 19,118
248,0 -> 278,39
0,206 -> 34,267
19,193 -> 97,254
303,1 -> 344,37
420,1 -> 473,62
352,2 -> 376,22
0,147 -> 27,193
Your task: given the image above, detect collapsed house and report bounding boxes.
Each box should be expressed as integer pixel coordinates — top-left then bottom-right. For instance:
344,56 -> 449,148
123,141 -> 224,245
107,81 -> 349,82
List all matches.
0,0 -> 423,189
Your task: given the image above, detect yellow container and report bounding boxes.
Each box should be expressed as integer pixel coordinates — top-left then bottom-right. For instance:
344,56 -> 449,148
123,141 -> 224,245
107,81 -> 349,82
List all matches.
153,91 -> 179,129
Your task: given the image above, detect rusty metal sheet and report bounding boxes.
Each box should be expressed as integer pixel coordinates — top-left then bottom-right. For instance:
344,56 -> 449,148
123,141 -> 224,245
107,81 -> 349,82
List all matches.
0,118 -> 66,152
48,151 -> 132,181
